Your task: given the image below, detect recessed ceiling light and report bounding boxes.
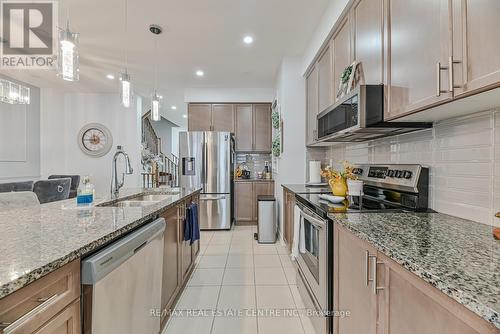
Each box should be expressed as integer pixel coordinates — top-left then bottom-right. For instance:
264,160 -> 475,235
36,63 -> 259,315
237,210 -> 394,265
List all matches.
106,74 -> 115,80
171,105 -> 177,110
196,70 -> 204,77
183,114 -> 187,118
243,35 -> 254,45
159,95 -> 163,99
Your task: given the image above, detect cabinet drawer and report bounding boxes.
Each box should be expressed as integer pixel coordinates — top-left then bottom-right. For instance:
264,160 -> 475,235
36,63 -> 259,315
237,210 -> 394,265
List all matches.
33,300 -> 80,334
0,260 -> 80,334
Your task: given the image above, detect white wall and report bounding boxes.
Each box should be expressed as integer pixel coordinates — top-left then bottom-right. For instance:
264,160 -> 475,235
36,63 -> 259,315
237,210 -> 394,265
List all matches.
40,91 -> 142,196
0,76 -> 41,181
184,88 -> 275,103
274,57 -> 307,239
321,110 -> 500,227
301,0 -> 350,74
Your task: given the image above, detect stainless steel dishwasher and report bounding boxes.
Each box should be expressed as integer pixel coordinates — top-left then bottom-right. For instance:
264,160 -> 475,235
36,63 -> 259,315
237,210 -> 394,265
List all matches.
81,218 -> 165,334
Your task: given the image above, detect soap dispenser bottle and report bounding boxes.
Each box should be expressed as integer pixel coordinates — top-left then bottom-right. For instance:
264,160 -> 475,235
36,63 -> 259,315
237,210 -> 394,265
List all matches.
77,176 -> 95,205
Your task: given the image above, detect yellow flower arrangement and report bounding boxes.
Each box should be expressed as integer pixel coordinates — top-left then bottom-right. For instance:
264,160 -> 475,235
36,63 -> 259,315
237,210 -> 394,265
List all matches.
320,161 -> 357,197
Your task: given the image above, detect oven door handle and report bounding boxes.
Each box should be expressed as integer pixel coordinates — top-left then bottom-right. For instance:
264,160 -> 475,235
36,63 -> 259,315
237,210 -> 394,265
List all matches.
299,210 -> 326,230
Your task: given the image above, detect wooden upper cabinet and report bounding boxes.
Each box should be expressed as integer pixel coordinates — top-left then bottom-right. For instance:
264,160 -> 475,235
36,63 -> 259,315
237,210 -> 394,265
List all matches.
386,0 -> 452,119
352,0 -> 384,85
235,104 -> 254,151
317,45 -> 333,113
211,104 -> 235,132
452,0 -> 500,97
332,17 -> 352,102
335,226 -> 377,334
306,66 -> 319,145
188,104 -> 212,131
253,104 -> 272,152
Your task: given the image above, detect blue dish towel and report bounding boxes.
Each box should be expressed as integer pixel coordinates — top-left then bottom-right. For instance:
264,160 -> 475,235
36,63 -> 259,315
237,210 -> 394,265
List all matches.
184,202 -> 200,245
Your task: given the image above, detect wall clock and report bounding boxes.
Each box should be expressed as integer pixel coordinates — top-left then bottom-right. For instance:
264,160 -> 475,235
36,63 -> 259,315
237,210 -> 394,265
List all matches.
77,123 -> 113,157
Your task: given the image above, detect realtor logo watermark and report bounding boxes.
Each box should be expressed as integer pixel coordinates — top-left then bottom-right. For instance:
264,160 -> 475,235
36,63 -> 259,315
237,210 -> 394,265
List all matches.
0,0 -> 57,69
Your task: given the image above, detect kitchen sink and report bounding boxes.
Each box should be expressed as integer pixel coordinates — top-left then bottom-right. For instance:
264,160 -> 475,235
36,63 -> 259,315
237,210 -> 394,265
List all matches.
98,192 -> 180,208
111,201 -> 155,208
131,194 -> 178,201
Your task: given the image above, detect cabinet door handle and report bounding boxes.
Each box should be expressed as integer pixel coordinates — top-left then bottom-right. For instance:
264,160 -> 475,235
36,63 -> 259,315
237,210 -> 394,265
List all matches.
365,251 -> 376,286
436,62 -> 449,97
448,57 -> 462,92
495,212 -> 500,218
371,256 -> 385,295
1,294 -> 59,333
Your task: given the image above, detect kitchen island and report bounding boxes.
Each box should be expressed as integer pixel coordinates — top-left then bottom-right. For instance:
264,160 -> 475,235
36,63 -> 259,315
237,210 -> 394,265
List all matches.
0,187 -> 201,299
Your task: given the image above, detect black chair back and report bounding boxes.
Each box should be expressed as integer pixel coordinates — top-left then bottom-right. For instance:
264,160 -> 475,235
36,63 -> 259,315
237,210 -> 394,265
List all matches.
33,178 -> 71,204
48,175 -> 80,198
0,181 -> 34,193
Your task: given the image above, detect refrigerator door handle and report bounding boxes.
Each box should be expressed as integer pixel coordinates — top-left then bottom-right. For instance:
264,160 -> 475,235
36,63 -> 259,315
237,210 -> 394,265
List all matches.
201,141 -> 206,186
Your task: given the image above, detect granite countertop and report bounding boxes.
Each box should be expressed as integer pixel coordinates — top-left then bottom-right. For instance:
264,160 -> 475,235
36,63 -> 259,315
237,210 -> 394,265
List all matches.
329,212 -> 500,328
234,178 -> 274,182
282,183 -> 331,194
0,187 -> 201,300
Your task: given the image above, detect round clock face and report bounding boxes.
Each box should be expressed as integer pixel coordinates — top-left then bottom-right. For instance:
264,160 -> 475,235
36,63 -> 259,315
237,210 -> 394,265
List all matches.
78,123 -> 113,157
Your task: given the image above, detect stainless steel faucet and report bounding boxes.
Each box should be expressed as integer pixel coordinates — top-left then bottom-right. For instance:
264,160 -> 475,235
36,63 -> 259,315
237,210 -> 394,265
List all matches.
111,146 -> 134,197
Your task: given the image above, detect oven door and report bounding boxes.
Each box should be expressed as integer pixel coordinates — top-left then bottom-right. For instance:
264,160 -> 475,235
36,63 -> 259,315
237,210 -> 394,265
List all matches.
296,207 -> 327,310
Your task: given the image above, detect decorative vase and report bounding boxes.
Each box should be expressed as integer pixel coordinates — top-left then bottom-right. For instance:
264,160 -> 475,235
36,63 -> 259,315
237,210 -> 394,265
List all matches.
329,177 -> 348,197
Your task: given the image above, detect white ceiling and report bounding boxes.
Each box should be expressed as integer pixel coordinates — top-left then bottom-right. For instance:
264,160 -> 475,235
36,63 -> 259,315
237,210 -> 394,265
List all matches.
2,0 -> 329,126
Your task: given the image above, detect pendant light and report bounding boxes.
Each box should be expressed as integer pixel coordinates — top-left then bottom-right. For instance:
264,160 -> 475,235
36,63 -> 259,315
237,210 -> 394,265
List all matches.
120,0 -> 133,108
149,24 -> 162,121
57,1 -> 79,81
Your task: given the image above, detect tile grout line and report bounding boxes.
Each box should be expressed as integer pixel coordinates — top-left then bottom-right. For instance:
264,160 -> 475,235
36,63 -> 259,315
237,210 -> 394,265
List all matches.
252,230 -> 260,334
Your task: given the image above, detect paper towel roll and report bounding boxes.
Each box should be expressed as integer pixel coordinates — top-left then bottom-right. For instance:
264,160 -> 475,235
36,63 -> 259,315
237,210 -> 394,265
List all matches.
309,161 -> 322,183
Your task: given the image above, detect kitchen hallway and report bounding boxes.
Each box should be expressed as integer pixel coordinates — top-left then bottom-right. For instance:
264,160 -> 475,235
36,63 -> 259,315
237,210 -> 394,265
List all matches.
163,226 -> 313,334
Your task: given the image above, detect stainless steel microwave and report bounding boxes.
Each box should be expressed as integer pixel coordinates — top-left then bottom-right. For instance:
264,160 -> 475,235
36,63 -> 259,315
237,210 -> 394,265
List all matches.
316,85 -> 432,142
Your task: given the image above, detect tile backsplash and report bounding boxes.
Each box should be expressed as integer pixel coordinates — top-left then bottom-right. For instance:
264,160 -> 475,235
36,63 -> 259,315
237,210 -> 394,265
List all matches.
236,153 -> 272,178
310,109 -> 500,226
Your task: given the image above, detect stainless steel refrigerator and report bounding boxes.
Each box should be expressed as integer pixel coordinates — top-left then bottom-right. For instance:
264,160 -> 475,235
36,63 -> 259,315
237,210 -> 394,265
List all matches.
179,132 -> 234,230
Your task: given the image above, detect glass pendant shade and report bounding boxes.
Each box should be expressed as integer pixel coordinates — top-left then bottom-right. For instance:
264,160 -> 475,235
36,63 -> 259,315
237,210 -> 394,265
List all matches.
120,71 -> 132,108
151,92 -> 160,121
57,28 -> 79,81
0,79 -> 30,104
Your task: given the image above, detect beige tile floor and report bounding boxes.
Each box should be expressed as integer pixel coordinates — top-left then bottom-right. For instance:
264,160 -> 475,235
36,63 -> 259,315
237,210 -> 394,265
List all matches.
163,225 -> 315,334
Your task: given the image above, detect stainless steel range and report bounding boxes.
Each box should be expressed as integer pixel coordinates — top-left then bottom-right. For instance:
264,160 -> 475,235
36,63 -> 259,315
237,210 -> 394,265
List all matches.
294,164 -> 430,334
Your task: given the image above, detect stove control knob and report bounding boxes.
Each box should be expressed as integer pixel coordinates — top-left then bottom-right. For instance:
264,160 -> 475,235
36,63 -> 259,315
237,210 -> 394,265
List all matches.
395,170 -> 403,178
403,170 -> 413,179
387,170 -> 395,177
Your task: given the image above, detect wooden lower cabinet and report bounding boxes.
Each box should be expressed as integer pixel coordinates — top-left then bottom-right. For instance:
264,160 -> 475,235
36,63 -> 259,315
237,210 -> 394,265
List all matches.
335,225 -> 377,334
159,206 -> 180,328
235,181 -> 274,224
235,182 -> 254,222
335,225 -> 498,334
34,300 -> 80,334
282,188 -> 295,250
0,260 -> 80,334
